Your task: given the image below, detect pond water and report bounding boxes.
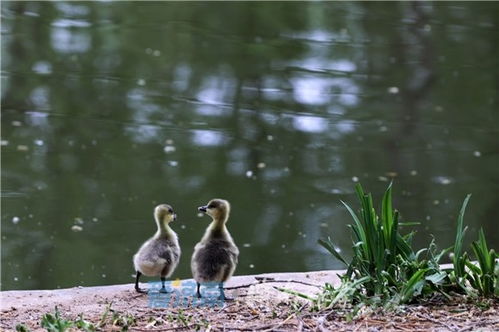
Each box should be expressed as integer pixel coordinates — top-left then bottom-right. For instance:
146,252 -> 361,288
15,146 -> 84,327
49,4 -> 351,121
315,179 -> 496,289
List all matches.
1,2 -> 498,291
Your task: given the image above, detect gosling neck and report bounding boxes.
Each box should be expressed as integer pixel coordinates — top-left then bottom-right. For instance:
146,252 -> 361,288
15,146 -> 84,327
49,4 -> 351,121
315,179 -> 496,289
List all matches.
155,217 -> 173,237
209,213 -> 228,232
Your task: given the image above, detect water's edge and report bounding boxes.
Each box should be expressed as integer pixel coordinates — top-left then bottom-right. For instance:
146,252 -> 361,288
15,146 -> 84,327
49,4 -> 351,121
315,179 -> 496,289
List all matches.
0,269 -> 344,310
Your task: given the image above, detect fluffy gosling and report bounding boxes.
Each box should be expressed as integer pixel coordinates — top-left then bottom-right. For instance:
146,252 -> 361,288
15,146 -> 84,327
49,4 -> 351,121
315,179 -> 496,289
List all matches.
191,199 -> 239,300
133,204 -> 180,293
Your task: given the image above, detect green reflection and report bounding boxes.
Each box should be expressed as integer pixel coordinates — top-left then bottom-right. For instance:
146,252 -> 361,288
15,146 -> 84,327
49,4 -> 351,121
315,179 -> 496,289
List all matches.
1,1 -> 498,290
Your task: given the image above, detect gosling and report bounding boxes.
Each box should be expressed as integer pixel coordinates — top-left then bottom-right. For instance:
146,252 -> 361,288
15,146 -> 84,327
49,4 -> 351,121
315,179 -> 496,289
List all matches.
133,204 -> 181,293
191,199 -> 239,301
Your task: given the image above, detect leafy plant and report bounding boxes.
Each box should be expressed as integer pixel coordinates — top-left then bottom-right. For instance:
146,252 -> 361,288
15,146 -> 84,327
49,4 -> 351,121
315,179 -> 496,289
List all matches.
314,183 -> 497,313
318,182 -> 440,305
467,228 -> 498,297
111,311 -> 136,331
451,194 -> 471,289
15,324 -> 31,332
74,314 -> 96,331
41,307 -> 74,332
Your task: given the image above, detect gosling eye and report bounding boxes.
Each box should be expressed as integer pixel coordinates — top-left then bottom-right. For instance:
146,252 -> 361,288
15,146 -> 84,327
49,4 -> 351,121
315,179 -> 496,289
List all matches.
168,208 -> 173,213
207,204 -> 215,209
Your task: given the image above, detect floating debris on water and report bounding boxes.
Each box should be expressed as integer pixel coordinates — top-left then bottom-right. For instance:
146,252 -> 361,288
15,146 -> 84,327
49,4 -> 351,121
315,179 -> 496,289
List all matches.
168,160 -> 178,167
378,176 -> 388,182
164,145 -> 176,153
257,162 -> 266,169
426,215 -> 431,221
34,139 -> 44,146
433,176 -> 453,185
410,170 -> 418,176
388,86 -> 399,94
92,217 -> 98,222
71,225 -> 83,232
153,50 -> 161,57
433,200 -> 440,205
243,243 -> 251,248
320,223 -> 328,228
180,224 -> 186,229
165,139 -> 174,145
17,145 -> 29,151
0,140 -> 8,146
74,217 -> 84,225
245,170 -> 253,178
12,120 -> 22,127
386,171 -> 398,177
101,274 -> 106,278
267,135 -> 274,141
379,125 -> 388,132
137,79 -> 146,86
352,176 -> 359,182
281,244 -> 286,248
197,212 -> 204,218
249,264 -> 255,269
12,216 -> 20,224
473,151 -> 481,157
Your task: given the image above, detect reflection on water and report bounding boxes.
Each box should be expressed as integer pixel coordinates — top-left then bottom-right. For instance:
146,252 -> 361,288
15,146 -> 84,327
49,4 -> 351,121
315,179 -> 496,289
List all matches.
1,2 -> 498,290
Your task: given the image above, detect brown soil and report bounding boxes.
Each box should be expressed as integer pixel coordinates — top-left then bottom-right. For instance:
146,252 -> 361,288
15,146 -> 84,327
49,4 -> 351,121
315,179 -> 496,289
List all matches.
1,270 -> 498,331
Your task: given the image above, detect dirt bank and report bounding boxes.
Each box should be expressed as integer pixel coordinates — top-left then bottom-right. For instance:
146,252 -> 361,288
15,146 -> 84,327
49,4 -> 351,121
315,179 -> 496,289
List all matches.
1,270 -> 497,331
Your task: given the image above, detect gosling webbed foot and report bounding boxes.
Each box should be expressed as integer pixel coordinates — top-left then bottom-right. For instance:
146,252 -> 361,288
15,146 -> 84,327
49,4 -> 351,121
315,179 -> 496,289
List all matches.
135,286 -> 147,294
219,295 -> 234,302
159,287 -> 171,294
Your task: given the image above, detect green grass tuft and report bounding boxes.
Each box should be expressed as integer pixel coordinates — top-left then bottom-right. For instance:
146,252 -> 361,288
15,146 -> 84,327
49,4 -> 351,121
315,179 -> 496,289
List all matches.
313,183 -> 498,313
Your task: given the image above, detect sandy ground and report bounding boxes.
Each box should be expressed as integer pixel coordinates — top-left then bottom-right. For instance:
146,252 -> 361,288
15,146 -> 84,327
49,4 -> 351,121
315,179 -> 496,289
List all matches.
1,270 -> 498,331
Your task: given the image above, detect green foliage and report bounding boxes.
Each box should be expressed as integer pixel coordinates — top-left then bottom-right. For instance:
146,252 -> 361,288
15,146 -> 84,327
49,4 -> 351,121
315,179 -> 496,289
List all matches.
111,311 -> 136,331
41,307 -> 74,332
15,324 -> 31,332
40,307 -> 96,332
467,228 -> 498,297
75,314 -> 96,332
318,183 -> 442,306
35,304 -> 136,332
452,194 -> 471,283
315,183 -> 498,312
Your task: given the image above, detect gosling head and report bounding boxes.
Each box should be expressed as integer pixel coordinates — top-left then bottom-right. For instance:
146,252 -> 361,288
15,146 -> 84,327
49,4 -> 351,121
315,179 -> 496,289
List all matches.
198,199 -> 230,223
154,204 -> 177,225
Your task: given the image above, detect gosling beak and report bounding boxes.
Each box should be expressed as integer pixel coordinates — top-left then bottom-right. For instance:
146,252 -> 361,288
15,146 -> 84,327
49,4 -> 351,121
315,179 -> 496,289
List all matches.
173,214 -> 177,221
198,206 -> 207,213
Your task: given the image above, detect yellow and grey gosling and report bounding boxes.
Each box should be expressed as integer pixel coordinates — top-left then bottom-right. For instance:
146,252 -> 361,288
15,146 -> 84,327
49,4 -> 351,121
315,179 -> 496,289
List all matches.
133,204 -> 180,293
191,199 -> 239,300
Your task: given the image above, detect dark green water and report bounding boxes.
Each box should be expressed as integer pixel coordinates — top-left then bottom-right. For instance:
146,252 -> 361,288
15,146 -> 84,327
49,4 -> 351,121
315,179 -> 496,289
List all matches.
1,2 -> 498,291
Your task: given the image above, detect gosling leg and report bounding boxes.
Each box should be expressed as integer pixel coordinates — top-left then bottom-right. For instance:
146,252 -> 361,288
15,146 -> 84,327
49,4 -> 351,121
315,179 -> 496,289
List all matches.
196,282 -> 201,298
218,282 -> 233,301
135,271 -> 146,293
159,276 -> 170,293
